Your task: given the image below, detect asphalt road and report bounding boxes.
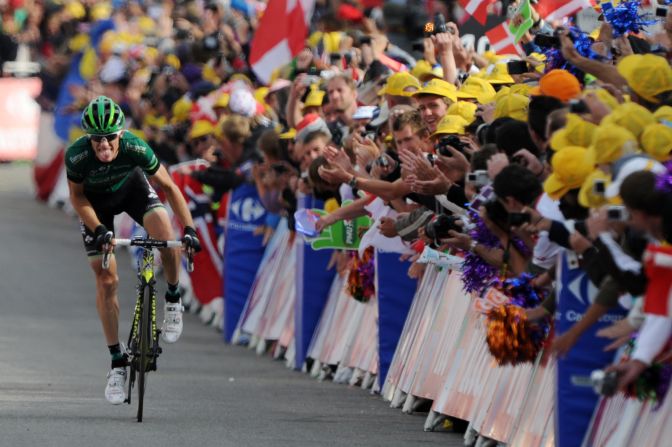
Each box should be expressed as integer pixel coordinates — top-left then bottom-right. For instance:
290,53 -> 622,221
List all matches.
0,163 -> 463,447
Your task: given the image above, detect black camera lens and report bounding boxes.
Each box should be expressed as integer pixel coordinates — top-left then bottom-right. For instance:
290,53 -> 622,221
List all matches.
436,135 -> 464,157
425,214 -> 461,241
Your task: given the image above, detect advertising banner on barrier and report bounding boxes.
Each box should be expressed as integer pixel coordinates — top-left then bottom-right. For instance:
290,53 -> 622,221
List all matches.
295,194 -> 336,370
0,77 -> 42,161
376,250 -> 417,385
223,183 -> 268,342
555,252 -> 625,447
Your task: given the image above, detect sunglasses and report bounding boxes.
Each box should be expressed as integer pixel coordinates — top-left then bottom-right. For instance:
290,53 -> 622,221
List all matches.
89,132 -> 120,143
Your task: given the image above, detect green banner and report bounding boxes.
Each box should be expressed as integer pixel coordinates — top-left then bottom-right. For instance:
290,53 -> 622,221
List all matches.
508,0 -> 534,43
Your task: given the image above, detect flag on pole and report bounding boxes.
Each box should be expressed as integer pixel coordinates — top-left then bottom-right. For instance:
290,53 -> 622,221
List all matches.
249,0 -> 316,84
536,0 -> 593,22
485,22 -> 524,56
459,0 -> 491,25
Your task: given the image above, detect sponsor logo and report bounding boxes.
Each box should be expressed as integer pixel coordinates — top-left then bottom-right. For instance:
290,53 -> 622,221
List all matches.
230,198 -> 265,223
69,151 -> 88,164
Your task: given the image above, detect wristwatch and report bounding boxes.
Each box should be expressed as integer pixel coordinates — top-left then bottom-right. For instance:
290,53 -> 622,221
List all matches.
348,175 -> 358,189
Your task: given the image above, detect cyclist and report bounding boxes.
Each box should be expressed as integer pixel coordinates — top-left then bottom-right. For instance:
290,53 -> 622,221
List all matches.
65,96 -> 201,404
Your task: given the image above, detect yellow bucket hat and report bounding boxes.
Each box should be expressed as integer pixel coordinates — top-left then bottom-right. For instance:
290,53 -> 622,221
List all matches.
617,54 -> 672,104
494,93 -> 529,122
653,105 -> 672,123
457,76 -> 497,104
641,123 -> 672,162
446,101 -> 478,125
411,60 -> 444,82
189,120 -> 215,140
433,115 -> 469,136
578,169 -> 612,208
586,123 -> 638,166
550,113 -> 598,151
378,72 -> 421,97
484,63 -> 515,85
171,97 -> 193,123
544,146 -> 593,200
601,102 -> 656,138
279,128 -> 297,140
412,78 -> 457,102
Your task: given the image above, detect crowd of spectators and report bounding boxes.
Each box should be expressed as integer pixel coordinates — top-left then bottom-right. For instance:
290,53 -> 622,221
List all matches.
15,0 -> 672,435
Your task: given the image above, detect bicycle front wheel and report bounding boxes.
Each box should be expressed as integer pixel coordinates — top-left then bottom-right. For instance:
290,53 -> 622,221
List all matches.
137,286 -> 152,422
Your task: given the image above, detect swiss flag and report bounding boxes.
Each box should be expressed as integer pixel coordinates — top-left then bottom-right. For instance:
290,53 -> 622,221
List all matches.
249,0 -> 316,84
536,0 -> 593,21
643,244 -> 672,317
485,22 -> 523,56
459,0 -> 492,25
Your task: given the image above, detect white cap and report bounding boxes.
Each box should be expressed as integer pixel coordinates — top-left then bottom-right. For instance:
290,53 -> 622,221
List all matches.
605,155 -> 666,199
100,56 -> 126,84
228,88 -> 257,117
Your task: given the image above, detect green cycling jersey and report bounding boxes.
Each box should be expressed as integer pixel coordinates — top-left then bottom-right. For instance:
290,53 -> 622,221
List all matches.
65,131 -> 160,193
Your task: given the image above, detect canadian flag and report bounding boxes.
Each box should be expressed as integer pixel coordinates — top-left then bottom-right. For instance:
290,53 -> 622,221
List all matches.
536,0 -> 594,22
485,22 -> 523,56
459,0 -> 492,25
249,0 -> 316,84
643,244 -> 672,317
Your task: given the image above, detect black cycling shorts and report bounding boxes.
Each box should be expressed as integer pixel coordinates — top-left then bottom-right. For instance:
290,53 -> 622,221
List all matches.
80,168 -> 164,256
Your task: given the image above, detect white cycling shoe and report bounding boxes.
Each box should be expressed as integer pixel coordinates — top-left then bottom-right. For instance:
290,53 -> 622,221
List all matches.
105,367 -> 127,405
161,300 -> 184,343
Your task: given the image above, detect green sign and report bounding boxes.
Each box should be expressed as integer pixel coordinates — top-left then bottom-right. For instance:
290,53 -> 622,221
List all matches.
508,0 -> 534,44
307,200 -> 373,251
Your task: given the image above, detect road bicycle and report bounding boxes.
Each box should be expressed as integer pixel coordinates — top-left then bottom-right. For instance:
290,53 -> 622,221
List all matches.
102,236 -> 193,422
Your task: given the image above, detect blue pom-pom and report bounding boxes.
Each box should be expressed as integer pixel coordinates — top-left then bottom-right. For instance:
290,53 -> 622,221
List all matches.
603,1 -> 657,37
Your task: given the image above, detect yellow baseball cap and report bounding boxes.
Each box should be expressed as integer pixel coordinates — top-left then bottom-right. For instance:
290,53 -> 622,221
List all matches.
378,72 -> 421,97
544,146 -> 593,200
189,120 -> 215,140
578,169 -> 612,208
171,97 -> 193,123
447,101 -> 478,125
494,93 -> 529,122
484,63 -> 515,85
601,102 -> 656,138
413,78 -> 457,102
653,105 -> 672,123
214,93 -> 230,109
617,54 -> 672,104
510,83 -> 532,97
433,115 -> 469,136
279,128 -> 296,140
144,114 -> 167,128
303,89 -> 325,108
641,123 -> 672,162
411,60 -> 444,82
457,76 -> 497,104
586,123 -> 638,166
590,87 -> 619,111
550,113 -> 597,151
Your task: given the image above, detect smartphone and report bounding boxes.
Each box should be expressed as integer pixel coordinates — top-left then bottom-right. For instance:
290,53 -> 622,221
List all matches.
593,179 -> 606,195
533,33 -> 560,48
507,60 -> 529,75
657,7 -> 668,17
360,36 -> 372,45
607,205 -> 629,222
508,212 -> 532,227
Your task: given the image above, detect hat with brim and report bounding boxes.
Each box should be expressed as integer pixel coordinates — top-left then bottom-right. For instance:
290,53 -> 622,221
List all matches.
412,78 -> 457,102
585,124 -> 638,166
605,155 -> 666,199
433,115 -> 469,136
578,169 -> 612,208
550,113 -> 598,151
543,146 -> 593,200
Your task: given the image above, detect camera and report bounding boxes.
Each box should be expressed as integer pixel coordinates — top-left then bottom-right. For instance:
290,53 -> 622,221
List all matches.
426,153 -> 437,166
329,52 -> 342,65
466,170 -> 490,187
484,198 -> 509,229
506,60 -> 529,75
569,99 -> 590,114
360,36 -> 372,45
533,33 -> 560,48
607,205 -> 629,222
593,179 -> 606,195
656,7 -> 668,17
375,155 -> 390,168
302,75 -> 321,86
423,13 -> 449,38
271,163 -> 290,174
590,369 -> 620,397
508,212 -> 531,227
435,135 -> 466,157
425,214 -> 463,241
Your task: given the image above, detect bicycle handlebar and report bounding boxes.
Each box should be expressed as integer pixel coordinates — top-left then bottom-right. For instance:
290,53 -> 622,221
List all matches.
102,237 -> 194,272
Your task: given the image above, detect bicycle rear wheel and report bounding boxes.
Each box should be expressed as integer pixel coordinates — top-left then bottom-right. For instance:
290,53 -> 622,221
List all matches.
137,286 -> 152,422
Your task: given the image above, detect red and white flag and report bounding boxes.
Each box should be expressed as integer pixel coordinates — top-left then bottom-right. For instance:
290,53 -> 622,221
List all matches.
485,22 -> 523,56
536,0 -> 593,22
249,0 -> 316,84
459,0 -> 491,25
643,244 -> 672,317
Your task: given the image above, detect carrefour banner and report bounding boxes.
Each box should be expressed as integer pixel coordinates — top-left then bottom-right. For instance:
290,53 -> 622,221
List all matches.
376,250 -> 417,385
555,252 -> 625,447
294,194 -> 335,370
223,183 -> 268,342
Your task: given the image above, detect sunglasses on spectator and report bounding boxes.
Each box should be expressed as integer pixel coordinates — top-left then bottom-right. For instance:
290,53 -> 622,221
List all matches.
89,132 -> 121,143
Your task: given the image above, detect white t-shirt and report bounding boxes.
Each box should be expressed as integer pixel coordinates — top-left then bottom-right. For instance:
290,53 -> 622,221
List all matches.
533,193 -> 565,270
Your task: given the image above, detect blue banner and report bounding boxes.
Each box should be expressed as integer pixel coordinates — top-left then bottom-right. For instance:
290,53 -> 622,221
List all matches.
555,252 -> 625,447
223,183 -> 268,342
376,250 -> 417,385
294,195 -> 335,370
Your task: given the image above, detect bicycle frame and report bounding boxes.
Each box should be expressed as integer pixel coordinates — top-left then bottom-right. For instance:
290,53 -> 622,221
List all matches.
127,247 -> 160,371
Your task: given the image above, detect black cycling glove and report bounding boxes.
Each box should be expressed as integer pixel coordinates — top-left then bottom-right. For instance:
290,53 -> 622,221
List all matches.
182,226 -> 202,252
94,224 -> 113,251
